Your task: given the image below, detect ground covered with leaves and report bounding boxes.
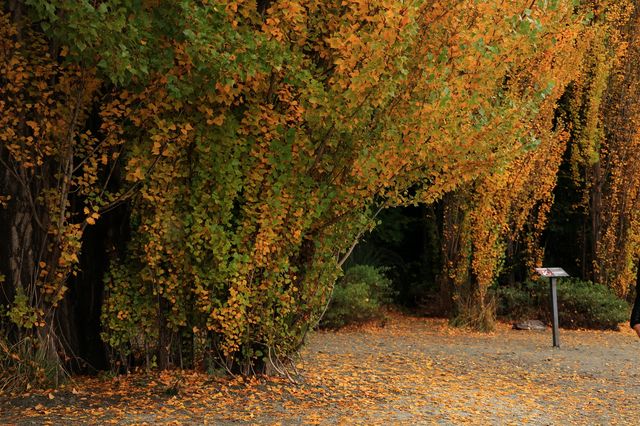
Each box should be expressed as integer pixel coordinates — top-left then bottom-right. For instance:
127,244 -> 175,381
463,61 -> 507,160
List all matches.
1,313 -> 639,424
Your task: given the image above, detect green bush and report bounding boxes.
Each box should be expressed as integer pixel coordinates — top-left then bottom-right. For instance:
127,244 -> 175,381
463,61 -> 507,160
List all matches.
553,279 -> 629,329
320,265 -> 394,329
494,283 -> 538,321
494,279 -> 629,330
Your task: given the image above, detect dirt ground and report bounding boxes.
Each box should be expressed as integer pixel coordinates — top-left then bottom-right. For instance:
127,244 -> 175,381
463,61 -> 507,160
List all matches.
1,313 -> 639,425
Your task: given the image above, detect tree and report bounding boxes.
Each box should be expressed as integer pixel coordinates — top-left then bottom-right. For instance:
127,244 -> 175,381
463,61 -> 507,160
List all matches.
0,0 -> 623,383
436,1 -> 594,328
551,0 -> 638,295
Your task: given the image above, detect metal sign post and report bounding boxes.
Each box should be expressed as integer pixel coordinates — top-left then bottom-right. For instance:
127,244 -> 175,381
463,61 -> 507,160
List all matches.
535,267 -> 569,348
550,277 -> 560,347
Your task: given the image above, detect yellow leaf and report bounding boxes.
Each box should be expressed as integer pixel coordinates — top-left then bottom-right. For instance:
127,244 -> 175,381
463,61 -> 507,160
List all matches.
207,115 -> 225,126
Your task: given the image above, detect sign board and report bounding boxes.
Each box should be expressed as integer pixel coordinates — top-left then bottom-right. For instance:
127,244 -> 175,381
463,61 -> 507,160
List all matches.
535,267 -> 569,278
534,267 -> 569,348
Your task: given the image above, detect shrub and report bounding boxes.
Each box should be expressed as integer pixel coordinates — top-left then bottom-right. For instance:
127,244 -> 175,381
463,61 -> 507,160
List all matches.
494,281 -> 538,321
494,279 -> 629,330
553,279 -> 629,329
320,265 -> 394,329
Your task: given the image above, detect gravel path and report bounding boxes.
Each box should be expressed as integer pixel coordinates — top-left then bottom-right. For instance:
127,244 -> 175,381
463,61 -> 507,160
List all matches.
298,315 -> 640,424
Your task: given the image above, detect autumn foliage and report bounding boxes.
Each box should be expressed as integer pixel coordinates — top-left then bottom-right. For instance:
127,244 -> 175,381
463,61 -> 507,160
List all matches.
1,0 -> 639,385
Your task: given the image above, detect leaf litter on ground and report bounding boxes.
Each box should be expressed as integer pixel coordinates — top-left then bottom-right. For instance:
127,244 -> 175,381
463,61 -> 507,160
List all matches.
1,312 -> 639,424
